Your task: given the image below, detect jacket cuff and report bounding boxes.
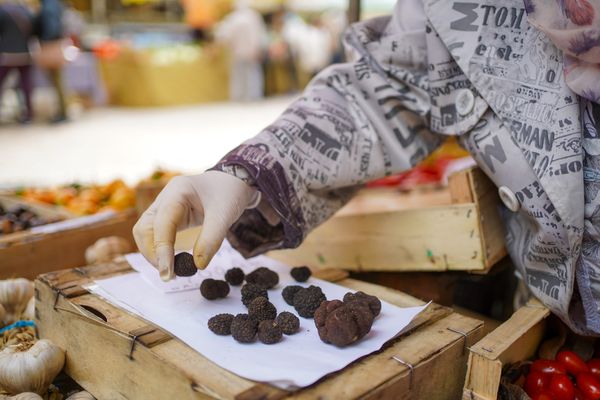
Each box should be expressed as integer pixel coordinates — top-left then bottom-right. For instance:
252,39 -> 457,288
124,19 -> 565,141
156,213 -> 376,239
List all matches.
210,143 -> 305,258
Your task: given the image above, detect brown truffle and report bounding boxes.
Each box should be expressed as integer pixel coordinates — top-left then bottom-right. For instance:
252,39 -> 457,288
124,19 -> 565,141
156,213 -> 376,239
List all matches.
174,252 -> 197,277
245,267 -> 279,289
314,299 -> 375,347
343,291 -> 382,317
293,285 -> 326,318
231,314 -> 258,343
225,267 -> 245,285
257,320 -> 282,344
241,283 -> 268,307
276,312 -> 300,335
248,297 -> 277,321
207,313 -> 234,335
282,285 -> 303,306
290,266 -> 311,282
200,279 -> 230,300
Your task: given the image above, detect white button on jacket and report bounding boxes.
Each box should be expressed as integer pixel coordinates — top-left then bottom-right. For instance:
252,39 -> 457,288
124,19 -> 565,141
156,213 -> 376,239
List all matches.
455,89 -> 475,116
498,186 -> 520,212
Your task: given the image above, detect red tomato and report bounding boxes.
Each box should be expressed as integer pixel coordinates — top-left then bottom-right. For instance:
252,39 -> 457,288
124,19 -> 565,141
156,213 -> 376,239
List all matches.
527,371 -> 551,396
577,373 -> 600,399
533,391 -> 557,400
557,351 -> 590,376
548,373 -> 575,400
588,360 -> 600,381
574,387 -> 593,400
533,359 -> 568,375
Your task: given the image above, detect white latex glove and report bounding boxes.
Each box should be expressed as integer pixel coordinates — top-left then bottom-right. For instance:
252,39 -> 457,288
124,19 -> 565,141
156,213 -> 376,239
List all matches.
133,171 -> 261,281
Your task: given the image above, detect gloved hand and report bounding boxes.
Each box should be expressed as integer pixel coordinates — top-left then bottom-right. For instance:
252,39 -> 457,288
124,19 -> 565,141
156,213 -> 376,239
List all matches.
133,171 -> 261,281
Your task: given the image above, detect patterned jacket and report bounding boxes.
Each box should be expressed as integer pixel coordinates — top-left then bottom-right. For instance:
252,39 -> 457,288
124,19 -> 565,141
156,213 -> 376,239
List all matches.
213,0 -> 600,335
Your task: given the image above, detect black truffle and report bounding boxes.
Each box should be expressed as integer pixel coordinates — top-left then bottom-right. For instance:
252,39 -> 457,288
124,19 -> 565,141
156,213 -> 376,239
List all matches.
231,314 -> 258,343
343,291 -> 382,317
290,266 -> 311,282
245,267 -> 279,289
174,252 -> 197,277
200,279 -> 230,300
225,267 -> 245,286
257,320 -> 282,344
276,312 -> 300,335
293,285 -> 327,318
241,283 -> 268,307
248,297 -> 277,321
207,313 -> 234,335
282,285 -> 303,306
314,300 -> 375,347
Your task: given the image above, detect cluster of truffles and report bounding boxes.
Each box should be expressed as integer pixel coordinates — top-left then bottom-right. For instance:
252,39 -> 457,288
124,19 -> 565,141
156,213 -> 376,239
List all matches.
204,265 -> 382,349
314,291 -> 381,347
205,266 -> 306,345
207,297 -> 300,344
282,285 -> 326,318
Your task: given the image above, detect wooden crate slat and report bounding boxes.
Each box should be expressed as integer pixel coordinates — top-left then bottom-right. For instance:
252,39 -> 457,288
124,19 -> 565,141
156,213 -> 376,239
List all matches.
462,299 -> 550,400
0,210 -> 136,280
269,203 -> 483,272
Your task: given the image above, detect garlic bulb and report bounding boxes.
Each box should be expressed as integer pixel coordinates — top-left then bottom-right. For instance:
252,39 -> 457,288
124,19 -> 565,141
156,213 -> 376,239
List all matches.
85,236 -> 131,264
66,391 -> 95,400
0,279 -> 34,325
0,339 -> 65,395
0,393 -> 44,400
22,298 -> 35,321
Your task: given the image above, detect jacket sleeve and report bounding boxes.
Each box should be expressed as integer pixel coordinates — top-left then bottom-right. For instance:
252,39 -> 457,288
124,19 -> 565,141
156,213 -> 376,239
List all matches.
212,2 -> 444,257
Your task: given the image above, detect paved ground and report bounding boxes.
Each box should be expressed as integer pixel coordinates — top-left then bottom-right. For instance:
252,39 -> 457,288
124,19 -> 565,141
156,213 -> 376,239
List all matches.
0,96 -> 292,188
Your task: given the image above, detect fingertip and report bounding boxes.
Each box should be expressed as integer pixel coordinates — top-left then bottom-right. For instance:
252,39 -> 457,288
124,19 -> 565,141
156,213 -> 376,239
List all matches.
156,244 -> 175,281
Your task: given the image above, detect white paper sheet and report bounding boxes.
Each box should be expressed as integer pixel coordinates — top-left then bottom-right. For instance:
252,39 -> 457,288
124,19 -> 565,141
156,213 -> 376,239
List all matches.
89,242 -> 428,390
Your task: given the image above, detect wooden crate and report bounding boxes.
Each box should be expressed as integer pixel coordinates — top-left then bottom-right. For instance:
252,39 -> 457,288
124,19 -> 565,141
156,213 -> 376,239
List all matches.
0,199 -> 137,279
268,167 -> 506,273
36,261 -> 485,400
462,299 -> 551,400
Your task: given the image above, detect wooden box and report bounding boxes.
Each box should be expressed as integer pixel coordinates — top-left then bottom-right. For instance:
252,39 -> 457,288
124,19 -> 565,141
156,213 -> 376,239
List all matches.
462,299 -> 551,400
36,261 -> 485,400
0,195 -> 137,279
269,167 -> 506,273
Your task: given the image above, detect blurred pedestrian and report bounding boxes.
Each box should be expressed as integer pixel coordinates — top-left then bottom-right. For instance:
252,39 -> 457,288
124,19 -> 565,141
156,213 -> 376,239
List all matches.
36,0 -> 68,123
264,7 -> 297,95
0,1 -> 35,123
181,0 -> 219,42
214,0 -> 266,101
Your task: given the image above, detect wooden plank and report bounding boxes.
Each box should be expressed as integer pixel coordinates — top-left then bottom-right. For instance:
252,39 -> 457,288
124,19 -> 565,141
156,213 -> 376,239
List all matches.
336,187 -> 452,216
0,211 -> 136,280
462,299 -> 549,400
448,169 -> 475,204
468,168 -> 507,272
269,203 -> 484,272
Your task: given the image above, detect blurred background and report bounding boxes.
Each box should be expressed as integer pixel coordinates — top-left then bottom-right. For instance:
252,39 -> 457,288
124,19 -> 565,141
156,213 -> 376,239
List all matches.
0,0 -> 402,189
0,0 -> 471,219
